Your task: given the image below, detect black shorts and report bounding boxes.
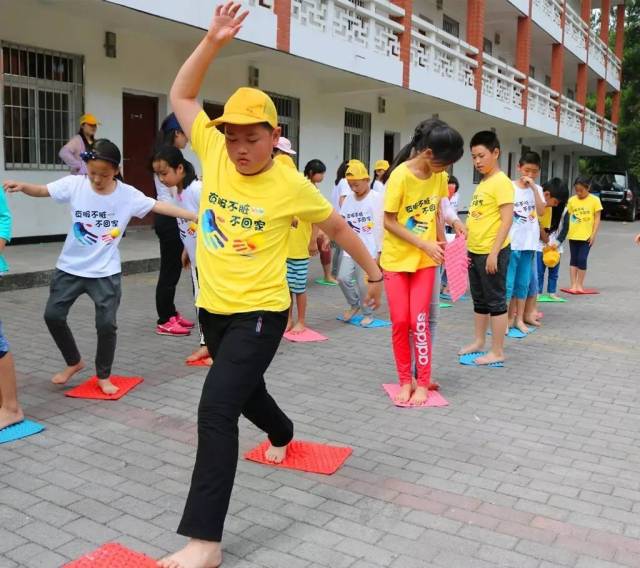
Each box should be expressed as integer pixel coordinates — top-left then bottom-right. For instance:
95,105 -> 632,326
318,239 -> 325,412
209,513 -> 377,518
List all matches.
468,247 -> 511,316
569,239 -> 590,270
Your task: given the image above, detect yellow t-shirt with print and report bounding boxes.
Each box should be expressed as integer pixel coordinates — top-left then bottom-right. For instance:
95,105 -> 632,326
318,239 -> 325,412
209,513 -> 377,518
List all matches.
288,219 -> 312,260
191,111 -> 332,314
567,194 -> 602,241
274,154 -> 297,169
540,206 -> 552,230
466,171 -> 515,254
380,163 -> 448,272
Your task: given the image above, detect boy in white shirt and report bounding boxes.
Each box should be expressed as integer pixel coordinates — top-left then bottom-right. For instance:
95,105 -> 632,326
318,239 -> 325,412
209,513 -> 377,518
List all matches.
4,139 -> 197,394
338,162 -> 384,327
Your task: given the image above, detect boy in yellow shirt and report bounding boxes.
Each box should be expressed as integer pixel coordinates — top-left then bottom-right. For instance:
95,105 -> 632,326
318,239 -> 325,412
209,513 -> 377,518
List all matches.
459,131 -> 514,366
162,4 -> 384,567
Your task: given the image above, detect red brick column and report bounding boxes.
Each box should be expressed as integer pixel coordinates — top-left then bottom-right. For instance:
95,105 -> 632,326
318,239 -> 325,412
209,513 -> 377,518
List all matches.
600,0 -> 610,42
614,3 -> 625,58
391,0 -> 413,89
467,0 -> 486,110
611,90 -> 621,123
551,43 -> 564,134
596,78 -> 606,116
516,15 -> 532,122
274,0 -> 292,52
576,63 -> 587,105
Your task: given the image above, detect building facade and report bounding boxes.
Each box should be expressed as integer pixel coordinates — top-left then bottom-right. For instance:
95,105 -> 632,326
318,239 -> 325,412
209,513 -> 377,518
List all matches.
1,0 -> 625,238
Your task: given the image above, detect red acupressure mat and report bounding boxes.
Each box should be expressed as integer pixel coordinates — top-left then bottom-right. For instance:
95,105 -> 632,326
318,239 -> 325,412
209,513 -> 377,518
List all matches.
186,357 -> 212,367
245,440 -> 352,475
382,384 -> 449,408
560,288 -> 600,295
64,376 -> 143,400
64,542 -> 157,567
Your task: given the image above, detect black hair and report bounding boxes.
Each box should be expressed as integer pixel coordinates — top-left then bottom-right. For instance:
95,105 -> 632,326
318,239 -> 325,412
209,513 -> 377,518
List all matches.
81,139 -> 121,166
574,175 -> 591,189
542,177 -> 569,232
152,145 -> 198,189
470,130 -> 500,152
448,175 -> 459,191
519,151 -> 541,167
335,160 -> 349,185
304,159 -> 326,180
383,119 -> 464,183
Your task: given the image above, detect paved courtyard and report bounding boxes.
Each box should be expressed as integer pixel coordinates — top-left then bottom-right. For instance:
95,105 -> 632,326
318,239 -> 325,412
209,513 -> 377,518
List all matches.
1,221 -> 640,568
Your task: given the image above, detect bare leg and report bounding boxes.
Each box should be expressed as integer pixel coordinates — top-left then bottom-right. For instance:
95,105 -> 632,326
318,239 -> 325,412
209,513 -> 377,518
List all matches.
291,293 -> 307,333
158,539 -> 222,568
514,298 -> 530,334
458,313 -> 489,355
475,313 -> 507,365
394,383 -> 413,403
409,386 -> 428,405
322,263 -> 338,284
523,297 -> 541,327
0,353 -> 24,430
569,266 -> 578,291
576,268 -> 587,292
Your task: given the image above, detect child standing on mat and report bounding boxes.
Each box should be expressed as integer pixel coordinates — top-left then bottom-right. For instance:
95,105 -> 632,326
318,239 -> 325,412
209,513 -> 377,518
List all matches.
0,187 -> 24,431
381,119 -> 464,404
304,160 -> 333,280
4,140 -> 197,395
564,176 -> 602,293
338,162 -> 384,327
371,160 -> 389,193
164,4 -> 383,566
459,131 -> 514,366
152,146 -> 210,365
505,151 -> 545,334
286,214 -> 313,333
537,178 -> 568,299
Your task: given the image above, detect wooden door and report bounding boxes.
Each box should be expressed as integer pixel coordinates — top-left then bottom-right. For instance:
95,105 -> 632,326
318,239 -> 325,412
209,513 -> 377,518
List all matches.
122,93 -> 158,225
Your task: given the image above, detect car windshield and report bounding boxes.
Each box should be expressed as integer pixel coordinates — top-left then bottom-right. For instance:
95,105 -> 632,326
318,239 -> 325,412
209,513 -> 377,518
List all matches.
592,173 -> 626,189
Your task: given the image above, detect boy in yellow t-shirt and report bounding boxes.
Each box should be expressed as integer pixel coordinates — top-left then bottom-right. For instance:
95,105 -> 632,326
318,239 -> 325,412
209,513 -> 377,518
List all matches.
564,176 -> 602,293
459,131 -> 514,366
162,4 -> 384,567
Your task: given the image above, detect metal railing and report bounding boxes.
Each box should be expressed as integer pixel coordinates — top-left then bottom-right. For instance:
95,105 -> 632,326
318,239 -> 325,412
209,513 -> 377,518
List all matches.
532,0 -> 563,29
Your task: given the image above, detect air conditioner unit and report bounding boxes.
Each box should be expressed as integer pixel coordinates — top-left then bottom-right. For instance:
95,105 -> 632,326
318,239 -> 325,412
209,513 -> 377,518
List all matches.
436,0 -> 443,10
248,66 -> 259,88
378,97 -> 386,114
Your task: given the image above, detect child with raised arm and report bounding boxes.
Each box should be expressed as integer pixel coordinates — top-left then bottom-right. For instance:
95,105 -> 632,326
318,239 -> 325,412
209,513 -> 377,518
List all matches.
459,131 -> 514,366
162,4 -> 384,566
4,140 -> 197,395
338,162 -> 384,327
381,119 -> 464,404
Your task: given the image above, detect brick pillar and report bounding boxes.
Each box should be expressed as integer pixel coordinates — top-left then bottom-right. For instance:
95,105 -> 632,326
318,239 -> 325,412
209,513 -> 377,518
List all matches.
600,0 -> 610,42
274,0 -> 291,52
614,3 -> 625,58
576,63 -> 587,105
551,43 -> 564,134
391,0 -> 413,89
596,78 -> 606,115
516,16 -> 532,122
580,0 -> 591,23
467,0 -> 486,110
611,90 -> 621,123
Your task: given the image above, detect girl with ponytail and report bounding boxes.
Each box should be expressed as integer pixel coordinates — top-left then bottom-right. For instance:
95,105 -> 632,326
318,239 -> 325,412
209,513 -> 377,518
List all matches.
380,119 -> 464,404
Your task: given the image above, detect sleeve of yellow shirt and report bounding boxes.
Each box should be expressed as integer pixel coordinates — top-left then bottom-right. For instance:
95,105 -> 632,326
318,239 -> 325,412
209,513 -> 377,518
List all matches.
495,176 -> 515,206
190,110 -> 224,161
294,176 -> 333,224
593,195 -> 603,212
383,171 -> 403,213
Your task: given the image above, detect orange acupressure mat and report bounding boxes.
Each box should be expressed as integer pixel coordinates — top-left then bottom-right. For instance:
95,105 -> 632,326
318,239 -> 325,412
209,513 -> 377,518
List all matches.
64,376 -> 143,400
64,542 -> 158,567
244,440 -> 352,475
186,357 -> 212,367
560,287 -> 600,295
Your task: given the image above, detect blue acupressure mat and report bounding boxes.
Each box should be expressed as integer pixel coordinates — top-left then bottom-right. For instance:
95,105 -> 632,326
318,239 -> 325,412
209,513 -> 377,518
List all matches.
0,420 -> 45,444
458,352 -> 504,368
336,314 -> 391,328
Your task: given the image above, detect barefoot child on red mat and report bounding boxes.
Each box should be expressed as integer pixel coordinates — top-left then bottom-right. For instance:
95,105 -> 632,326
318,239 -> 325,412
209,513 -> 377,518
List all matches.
4,140 -> 197,395
163,4 -> 383,566
381,119 -> 464,405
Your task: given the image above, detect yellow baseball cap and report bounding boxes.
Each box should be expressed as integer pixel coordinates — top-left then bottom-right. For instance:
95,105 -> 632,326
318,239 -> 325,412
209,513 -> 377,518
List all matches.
346,162 -> 370,180
207,87 -> 278,129
79,113 -> 100,126
374,159 -> 390,171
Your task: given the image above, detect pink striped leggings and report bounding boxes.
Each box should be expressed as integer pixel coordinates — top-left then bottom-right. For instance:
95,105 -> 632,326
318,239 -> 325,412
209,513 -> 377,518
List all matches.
384,267 -> 436,387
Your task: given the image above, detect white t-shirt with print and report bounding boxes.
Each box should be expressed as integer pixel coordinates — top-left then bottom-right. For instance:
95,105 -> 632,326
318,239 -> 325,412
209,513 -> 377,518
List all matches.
372,180 -> 385,194
509,182 -> 543,251
340,190 -> 384,258
154,175 -> 174,203
331,178 -> 351,210
170,180 -> 202,266
47,176 -> 155,278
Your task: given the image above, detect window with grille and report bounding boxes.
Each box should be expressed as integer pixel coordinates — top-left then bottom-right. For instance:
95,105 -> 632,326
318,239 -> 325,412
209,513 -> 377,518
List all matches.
442,15 -> 460,38
541,150 -> 550,183
483,38 -> 493,55
267,92 -> 300,164
2,42 -> 84,170
529,65 -> 535,79
343,109 -> 371,169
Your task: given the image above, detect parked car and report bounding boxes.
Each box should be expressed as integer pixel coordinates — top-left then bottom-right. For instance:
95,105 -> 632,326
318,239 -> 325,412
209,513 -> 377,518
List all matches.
590,171 -> 640,222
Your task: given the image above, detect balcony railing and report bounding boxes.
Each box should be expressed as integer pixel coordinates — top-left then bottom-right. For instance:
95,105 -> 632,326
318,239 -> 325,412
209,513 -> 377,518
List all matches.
527,77 -> 559,135
291,0 -> 404,83
602,118 -> 618,155
588,30 -> 607,78
481,54 -> 526,124
409,15 -> 478,108
531,0 -> 563,42
559,96 -> 584,143
564,4 -> 588,61
606,51 -> 622,90
583,107 -> 602,149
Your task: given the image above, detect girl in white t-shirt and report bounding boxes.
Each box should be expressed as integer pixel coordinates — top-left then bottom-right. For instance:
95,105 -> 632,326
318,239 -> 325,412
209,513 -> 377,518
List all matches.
337,162 -> 383,327
152,146 -> 210,365
371,159 -> 389,194
4,139 -> 197,395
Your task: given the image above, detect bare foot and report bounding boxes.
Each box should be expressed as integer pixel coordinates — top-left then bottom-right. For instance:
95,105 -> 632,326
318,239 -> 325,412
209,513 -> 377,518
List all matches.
394,383 -> 413,403
158,538 -> 222,568
325,276 -> 338,284
51,361 -> 85,385
285,319 -> 293,333
265,444 -> 288,464
0,406 -> 24,431
524,316 -> 541,327
474,352 -> 504,366
458,341 -> 485,356
291,321 -> 306,334
409,386 -> 429,406
186,346 -> 209,362
342,307 -> 360,322
549,293 -> 561,300
515,321 -> 530,334
97,378 -> 119,395
359,315 -> 374,327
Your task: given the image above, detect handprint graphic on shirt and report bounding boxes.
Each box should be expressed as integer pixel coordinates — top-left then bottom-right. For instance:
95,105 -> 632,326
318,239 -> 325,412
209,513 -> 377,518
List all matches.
347,220 -> 361,233
202,209 -> 228,251
405,216 -> 428,235
72,222 -> 98,245
233,233 -> 265,257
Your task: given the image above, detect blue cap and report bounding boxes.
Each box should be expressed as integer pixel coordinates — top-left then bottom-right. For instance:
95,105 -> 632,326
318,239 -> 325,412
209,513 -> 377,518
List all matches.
162,113 -> 182,133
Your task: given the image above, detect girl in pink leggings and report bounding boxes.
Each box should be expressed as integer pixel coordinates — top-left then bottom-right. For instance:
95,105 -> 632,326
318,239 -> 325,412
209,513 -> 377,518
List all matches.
380,119 -> 464,404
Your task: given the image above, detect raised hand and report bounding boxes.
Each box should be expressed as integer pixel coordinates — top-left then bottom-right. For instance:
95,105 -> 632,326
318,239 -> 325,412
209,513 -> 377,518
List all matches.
207,2 -> 249,46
